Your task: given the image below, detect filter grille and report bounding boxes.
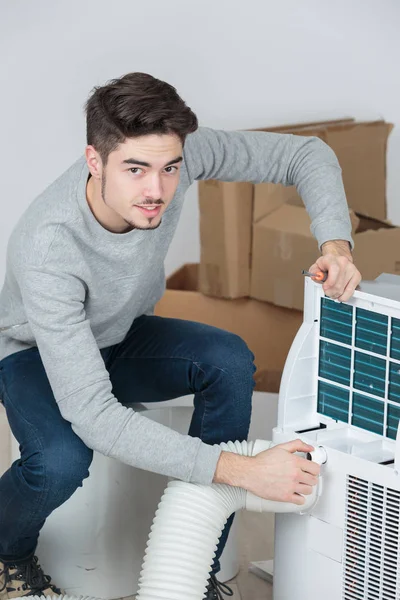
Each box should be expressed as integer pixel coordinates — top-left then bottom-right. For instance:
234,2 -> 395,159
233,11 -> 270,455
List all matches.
343,475 -> 400,599
318,298 -> 400,439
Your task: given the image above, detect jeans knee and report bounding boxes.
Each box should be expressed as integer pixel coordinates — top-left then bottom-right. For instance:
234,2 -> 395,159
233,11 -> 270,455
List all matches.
45,442 -> 93,493
229,333 -> 255,373
213,331 -> 255,378
195,330 -> 256,391
188,329 -> 254,442
19,438 -> 93,499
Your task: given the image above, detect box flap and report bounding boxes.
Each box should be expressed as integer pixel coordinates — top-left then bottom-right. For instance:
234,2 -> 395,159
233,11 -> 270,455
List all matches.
256,203 -> 376,239
167,264 -> 199,291
355,213 -> 395,233
253,183 -> 302,223
251,118 -> 355,134
349,210 -> 360,234
257,203 -> 312,236
251,205 -> 400,311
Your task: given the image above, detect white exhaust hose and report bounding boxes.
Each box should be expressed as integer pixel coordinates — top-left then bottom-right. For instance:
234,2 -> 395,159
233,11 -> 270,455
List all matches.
17,440 -> 326,600
136,439 -> 327,600
20,598 -> 99,600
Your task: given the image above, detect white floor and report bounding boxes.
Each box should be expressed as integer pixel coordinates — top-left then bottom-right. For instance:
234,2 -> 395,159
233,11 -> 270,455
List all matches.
123,510 -> 275,600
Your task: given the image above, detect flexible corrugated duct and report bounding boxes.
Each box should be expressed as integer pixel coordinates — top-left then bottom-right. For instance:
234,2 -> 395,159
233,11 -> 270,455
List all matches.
13,439 -> 324,600
137,439 -> 323,599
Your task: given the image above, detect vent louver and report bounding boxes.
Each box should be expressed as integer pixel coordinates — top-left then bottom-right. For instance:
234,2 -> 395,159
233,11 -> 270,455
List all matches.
344,475 -> 400,599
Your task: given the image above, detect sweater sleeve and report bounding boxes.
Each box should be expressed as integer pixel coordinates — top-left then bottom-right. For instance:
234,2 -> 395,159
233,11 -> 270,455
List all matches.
16,265 -> 221,484
183,126 -> 353,249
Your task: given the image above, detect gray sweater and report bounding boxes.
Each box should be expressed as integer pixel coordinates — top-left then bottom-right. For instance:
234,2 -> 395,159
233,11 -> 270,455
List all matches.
0,127 -> 353,484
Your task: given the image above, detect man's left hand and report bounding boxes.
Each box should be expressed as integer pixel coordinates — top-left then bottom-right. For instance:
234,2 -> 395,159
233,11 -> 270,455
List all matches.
308,240 -> 361,302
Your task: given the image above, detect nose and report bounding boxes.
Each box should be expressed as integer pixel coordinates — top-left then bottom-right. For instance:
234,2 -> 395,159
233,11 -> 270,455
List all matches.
144,174 -> 162,201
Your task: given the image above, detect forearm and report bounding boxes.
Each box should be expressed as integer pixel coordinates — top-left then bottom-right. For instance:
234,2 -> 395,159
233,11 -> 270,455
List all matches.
287,137 -> 353,249
60,385 -> 223,485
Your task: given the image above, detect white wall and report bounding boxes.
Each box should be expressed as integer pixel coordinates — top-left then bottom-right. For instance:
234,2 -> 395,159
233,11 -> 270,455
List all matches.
0,0 -> 399,285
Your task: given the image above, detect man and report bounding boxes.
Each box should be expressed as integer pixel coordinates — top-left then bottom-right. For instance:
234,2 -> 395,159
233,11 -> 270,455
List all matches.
0,72 -> 361,599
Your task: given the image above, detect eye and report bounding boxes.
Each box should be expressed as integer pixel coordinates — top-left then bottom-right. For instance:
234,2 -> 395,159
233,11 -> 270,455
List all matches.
164,166 -> 179,174
130,167 -> 143,175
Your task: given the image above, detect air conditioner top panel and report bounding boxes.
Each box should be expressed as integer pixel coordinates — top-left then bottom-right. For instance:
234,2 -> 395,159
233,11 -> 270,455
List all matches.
359,273 -> 400,305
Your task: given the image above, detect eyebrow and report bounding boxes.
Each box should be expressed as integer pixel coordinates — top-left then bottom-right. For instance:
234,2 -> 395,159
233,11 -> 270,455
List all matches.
122,156 -> 183,168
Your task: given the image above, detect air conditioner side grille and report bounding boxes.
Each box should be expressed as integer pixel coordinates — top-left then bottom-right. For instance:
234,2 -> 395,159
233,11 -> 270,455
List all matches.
343,475 -> 400,599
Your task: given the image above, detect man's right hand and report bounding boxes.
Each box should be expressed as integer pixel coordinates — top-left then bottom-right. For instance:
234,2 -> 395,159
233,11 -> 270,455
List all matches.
213,439 -> 321,506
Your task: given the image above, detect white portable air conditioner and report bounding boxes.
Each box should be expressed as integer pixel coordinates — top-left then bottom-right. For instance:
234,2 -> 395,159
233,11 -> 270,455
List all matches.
257,274 -> 400,600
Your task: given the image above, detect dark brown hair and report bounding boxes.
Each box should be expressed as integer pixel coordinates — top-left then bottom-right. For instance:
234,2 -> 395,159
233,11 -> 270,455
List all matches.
85,72 -> 198,164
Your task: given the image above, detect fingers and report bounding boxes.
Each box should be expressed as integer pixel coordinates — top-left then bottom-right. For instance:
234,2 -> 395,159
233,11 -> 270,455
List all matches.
297,457 -> 321,476
295,483 -> 314,496
294,474 -> 320,500
338,268 -> 362,302
310,254 -> 361,302
307,262 -> 319,275
290,493 -> 306,506
279,439 -> 314,454
319,255 -> 347,299
298,471 -> 319,487
324,259 -> 360,301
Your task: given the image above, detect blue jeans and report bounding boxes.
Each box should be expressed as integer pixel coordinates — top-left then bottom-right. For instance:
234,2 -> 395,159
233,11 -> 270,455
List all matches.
0,315 -> 255,574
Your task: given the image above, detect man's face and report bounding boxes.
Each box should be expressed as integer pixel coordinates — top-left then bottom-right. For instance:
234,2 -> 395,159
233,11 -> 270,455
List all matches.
86,133 -> 183,233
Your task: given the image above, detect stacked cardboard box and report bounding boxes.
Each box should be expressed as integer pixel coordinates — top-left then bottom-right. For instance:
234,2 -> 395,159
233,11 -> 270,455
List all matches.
198,118 -> 396,310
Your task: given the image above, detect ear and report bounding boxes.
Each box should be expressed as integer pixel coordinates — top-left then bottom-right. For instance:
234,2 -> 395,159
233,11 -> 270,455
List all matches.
85,145 -> 103,179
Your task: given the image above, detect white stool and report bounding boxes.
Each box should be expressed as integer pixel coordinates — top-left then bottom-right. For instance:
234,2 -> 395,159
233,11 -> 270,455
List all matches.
10,399 -> 239,599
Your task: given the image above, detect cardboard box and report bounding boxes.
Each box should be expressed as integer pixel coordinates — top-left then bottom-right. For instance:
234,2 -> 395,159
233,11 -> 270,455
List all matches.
250,204 -> 400,311
253,119 -> 393,222
315,120 -> 393,221
198,180 -> 253,297
198,118 -> 393,300
253,182 -> 301,223
154,264 -> 303,393
256,119 -> 393,220
199,119 -> 350,299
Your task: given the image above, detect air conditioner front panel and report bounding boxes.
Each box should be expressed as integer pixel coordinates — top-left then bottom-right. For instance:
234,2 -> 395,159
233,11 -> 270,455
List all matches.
273,278 -> 400,600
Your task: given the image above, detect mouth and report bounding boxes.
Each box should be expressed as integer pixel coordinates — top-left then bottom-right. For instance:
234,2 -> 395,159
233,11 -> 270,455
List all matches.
135,204 -> 163,218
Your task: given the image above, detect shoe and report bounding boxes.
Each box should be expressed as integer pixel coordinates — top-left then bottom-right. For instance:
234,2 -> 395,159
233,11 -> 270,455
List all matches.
204,574 -> 234,599
0,554 -> 63,599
